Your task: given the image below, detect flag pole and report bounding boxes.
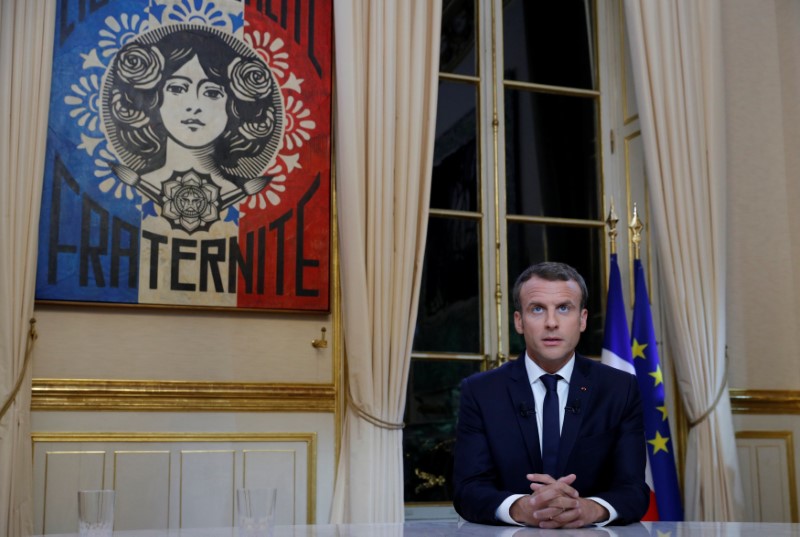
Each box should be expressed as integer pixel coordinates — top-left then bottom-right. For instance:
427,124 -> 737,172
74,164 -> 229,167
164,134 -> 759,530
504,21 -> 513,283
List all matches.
605,199 -> 619,256
630,202 -> 643,261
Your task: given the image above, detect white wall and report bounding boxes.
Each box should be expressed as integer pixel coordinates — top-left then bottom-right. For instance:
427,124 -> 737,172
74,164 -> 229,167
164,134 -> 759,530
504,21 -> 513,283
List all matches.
725,0 -> 800,390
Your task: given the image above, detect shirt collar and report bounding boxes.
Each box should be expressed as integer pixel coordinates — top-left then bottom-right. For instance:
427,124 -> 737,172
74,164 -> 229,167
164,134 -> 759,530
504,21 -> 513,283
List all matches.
524,352 -> 575,385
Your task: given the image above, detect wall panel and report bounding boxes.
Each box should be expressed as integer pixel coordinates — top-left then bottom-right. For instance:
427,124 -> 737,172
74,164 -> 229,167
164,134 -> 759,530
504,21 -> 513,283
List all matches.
180,450 -> 236,528
113,451 -> 171,530
32,432 -> 316,534
41,452 -> 106,534
736,431 -> 796,522
733,400 -> 800,523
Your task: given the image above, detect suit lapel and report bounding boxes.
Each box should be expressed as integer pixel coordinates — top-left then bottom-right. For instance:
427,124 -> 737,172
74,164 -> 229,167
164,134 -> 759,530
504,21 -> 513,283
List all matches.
556,354 -> 593,476
506,357 -> 542,470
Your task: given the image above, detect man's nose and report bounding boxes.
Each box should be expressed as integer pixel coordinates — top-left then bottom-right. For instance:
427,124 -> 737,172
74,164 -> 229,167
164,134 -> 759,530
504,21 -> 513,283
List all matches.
544,309 -> 558,327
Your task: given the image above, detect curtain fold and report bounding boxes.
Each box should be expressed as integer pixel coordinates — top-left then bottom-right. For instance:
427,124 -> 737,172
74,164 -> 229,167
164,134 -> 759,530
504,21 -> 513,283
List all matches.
0,1 -> 55,535
330,0 -> 441,523
623,0 -> 743,521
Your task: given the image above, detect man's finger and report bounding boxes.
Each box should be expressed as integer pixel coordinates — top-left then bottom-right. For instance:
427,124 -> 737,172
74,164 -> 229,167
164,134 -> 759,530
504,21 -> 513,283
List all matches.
530,480 -> 579,499
557,473 -> 577,485
526,473 -> 556,484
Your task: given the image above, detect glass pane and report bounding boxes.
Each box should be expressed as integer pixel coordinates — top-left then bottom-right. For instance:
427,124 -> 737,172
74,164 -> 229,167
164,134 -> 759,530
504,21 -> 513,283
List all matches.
403,359 -> 482,503
504,90 -> 599,220
502,0 -> 595,89
506,223 -> 604,357
414,217 -> 481,353
440,0 -> 477,76
431,82 -> 479,212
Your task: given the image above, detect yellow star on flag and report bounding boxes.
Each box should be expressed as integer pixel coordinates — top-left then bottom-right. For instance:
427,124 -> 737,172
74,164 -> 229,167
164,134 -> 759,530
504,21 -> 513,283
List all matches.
648,430 -> 670,454
632,338 -> 648,359
649,365 -> 663,386
656,405 -> 669,421
656,531 -> 672,537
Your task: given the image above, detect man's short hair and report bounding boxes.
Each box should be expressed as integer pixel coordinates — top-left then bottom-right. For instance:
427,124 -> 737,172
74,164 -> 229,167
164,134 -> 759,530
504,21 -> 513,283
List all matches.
512,262 -> 588,312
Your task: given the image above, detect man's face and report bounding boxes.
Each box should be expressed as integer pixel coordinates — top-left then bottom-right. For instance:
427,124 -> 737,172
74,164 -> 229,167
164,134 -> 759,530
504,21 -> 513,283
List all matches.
513,276 -> 588,373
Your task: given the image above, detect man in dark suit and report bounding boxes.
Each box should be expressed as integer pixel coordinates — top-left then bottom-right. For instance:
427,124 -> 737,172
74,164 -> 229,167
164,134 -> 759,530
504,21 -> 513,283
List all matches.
453,262 -> 649,528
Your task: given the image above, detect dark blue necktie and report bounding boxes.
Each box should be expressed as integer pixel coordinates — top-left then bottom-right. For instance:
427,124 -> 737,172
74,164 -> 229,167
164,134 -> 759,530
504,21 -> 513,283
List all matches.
541,374 -> 562,477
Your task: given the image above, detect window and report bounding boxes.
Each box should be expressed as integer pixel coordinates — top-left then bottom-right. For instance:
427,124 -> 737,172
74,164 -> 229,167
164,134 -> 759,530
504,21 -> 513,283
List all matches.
403,0 -> 633,516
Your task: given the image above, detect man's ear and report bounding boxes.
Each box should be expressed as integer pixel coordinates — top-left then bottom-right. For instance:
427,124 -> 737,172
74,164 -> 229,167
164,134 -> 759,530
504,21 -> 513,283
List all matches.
513,310 -> 523,334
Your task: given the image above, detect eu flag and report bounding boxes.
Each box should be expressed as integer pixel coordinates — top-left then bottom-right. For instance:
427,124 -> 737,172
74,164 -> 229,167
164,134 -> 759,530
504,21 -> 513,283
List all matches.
631,259 -> 684,520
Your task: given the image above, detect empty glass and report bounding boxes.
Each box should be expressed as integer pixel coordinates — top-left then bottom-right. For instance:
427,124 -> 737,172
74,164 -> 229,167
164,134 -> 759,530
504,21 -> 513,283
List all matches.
77,489 -> 115,537
236,488 -> 277,537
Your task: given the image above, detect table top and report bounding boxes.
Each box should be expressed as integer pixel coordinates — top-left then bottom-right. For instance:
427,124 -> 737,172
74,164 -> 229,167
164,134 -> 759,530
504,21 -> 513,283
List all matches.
36,520 -> 800,537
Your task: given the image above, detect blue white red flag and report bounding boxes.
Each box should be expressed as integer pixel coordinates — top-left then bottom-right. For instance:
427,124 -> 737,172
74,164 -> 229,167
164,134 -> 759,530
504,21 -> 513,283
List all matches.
600,253 -> 635,375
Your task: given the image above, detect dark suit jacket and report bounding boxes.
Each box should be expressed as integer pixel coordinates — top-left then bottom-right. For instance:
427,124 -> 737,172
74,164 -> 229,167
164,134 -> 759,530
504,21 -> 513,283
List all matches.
452,354 -> 649,525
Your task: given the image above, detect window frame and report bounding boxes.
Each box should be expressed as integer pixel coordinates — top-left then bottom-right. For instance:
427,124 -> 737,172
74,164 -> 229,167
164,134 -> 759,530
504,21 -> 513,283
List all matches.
404,0 -> 646,517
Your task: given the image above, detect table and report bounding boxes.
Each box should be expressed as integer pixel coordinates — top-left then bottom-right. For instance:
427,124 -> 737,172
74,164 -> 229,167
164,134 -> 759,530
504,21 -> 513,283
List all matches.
34,520 -> 800,536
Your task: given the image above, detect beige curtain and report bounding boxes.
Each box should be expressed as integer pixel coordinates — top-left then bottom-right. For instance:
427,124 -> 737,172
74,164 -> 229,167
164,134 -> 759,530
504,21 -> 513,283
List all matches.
330,0 -> 441,523
624,0 -> 743,521
0,1 -> 55,535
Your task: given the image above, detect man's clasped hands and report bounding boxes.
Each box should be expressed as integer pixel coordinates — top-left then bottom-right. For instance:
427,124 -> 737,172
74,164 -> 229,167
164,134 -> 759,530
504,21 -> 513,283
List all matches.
509,473 -> 609,529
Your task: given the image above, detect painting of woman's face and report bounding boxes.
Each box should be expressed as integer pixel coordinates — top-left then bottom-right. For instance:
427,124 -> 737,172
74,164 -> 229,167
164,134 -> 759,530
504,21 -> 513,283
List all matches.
160,55 -> 228,148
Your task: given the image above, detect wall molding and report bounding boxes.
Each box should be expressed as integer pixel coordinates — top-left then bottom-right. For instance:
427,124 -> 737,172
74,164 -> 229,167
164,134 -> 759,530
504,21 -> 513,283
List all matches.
31,384 -> 799,415
31,379 -> 335,412
730,389 -> 800,415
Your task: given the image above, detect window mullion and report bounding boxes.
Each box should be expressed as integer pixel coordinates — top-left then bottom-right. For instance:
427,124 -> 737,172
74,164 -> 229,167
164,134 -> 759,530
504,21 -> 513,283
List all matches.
477,0 -> 509,369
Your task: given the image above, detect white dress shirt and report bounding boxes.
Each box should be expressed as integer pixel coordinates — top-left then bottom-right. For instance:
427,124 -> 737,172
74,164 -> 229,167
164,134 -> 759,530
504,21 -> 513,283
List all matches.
495,353 -> 618,526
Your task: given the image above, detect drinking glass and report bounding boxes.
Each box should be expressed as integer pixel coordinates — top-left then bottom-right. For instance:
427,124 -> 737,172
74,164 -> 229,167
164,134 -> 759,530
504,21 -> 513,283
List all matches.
236,488 -> 277,537
77,489 -> 115,537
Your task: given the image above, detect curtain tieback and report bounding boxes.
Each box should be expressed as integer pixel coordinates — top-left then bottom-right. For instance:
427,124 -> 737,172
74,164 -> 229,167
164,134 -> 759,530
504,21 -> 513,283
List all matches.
347,391 -> 404,430
688,348 -> 728,429
0,318 -> 38,421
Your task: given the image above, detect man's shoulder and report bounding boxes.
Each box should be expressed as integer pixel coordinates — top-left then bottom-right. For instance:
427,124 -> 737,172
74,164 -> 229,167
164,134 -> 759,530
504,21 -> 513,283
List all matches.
575,354 -> 638,385
461,356 -> 521,388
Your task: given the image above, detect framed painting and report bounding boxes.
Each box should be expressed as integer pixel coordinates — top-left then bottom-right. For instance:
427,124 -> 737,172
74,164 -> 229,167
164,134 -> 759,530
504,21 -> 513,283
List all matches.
36,0 -> 332,312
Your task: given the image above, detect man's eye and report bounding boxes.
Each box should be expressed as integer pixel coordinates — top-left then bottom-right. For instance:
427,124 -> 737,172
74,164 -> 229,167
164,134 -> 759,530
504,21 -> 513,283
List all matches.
558,305 -> 570,313
531,306 -> 543,313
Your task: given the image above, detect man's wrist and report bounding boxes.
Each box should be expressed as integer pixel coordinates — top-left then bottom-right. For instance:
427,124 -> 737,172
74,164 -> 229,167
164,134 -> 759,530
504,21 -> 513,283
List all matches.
591,500 -> 610,523
586,496 -> 617,526
498,494 -> 527,525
